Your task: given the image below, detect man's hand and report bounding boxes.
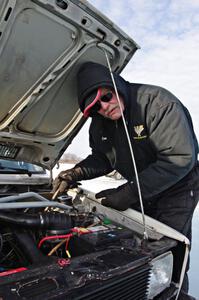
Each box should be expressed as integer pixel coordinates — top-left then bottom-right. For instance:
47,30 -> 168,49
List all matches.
95,182 -> 138,211
52,167 -> 84,195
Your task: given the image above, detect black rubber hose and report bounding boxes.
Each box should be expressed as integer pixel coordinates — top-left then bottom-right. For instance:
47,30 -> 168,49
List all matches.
13,230 -> 49,264
0,212 -> 72,230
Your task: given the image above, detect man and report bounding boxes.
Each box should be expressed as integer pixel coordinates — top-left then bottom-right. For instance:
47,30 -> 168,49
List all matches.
53,62 -> 199,298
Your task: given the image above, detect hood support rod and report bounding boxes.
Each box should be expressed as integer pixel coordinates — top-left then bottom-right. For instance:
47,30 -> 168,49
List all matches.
102,48 -> 148,241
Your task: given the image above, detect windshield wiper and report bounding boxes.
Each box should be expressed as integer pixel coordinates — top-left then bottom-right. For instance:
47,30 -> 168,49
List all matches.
0,165 -> 32,177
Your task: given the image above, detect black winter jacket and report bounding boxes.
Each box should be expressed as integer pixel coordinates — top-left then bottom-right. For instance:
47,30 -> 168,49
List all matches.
76,62 -> 198,199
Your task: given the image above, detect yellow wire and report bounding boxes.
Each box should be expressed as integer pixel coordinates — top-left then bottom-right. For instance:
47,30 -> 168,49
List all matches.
47,239 -> 67,256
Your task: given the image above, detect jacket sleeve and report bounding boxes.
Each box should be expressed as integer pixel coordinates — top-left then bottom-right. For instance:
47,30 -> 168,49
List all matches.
75,150 -> 113,179
136,101 -> 197,199
75,125 -> 114,179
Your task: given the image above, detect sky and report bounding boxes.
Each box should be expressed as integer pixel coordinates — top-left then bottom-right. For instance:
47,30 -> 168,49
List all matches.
68,0 -> 199,158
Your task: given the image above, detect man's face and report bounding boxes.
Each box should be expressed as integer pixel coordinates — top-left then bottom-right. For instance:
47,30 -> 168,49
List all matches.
98,87 -> 125,120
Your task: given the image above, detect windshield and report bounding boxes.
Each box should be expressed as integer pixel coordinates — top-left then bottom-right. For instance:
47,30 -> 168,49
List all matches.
0,159 -> 45,174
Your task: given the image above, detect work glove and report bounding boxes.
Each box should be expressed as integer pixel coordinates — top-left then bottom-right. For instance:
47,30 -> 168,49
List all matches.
95,182 -> 138,211
52,167 -> 84,194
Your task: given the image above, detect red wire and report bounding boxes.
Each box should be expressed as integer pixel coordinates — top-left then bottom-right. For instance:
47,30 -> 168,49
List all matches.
38,233 -> 72,249
38,227 -> 91,249
65,237 -> 70,250
0,267 -> 27,277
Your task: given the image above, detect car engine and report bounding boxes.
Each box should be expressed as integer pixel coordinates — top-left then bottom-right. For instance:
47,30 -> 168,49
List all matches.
0,190 -> 177,300
0,191 -> 138,269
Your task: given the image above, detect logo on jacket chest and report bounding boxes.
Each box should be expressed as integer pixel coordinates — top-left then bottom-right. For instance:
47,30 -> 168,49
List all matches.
133,125 -> 147,140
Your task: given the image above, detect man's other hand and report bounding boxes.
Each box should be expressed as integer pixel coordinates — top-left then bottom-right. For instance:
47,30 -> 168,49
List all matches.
95,182 -> 138,211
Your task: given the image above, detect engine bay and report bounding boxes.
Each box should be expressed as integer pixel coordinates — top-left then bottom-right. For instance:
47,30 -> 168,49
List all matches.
0,190 -> 143,274
0,189 -> 177,299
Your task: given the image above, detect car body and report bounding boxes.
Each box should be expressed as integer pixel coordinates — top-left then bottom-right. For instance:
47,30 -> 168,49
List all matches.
0,1 -> 189,299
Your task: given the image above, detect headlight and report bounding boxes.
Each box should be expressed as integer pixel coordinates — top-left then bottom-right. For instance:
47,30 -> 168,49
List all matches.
148,251 -> 173,299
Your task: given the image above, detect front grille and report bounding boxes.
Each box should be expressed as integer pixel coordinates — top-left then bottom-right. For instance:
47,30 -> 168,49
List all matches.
73,264 -> 151,300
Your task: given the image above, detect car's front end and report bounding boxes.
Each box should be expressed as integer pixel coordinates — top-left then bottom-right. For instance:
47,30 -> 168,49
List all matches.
0,185 -> 180,300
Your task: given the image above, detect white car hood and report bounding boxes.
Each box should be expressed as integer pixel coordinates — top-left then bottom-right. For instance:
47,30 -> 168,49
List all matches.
0,0 -> 139,169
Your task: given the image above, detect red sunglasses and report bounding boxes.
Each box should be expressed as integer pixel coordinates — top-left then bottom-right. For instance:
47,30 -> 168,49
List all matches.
83,89 -> 113,117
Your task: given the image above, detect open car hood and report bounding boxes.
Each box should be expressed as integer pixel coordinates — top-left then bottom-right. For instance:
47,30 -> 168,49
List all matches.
0,0 -> 139,169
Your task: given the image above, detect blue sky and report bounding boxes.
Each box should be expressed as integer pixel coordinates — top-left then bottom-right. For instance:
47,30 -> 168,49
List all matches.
68,0 -> 199,157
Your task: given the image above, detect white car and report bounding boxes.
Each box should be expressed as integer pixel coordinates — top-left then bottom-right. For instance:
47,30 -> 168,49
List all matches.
0,1 -> 189,299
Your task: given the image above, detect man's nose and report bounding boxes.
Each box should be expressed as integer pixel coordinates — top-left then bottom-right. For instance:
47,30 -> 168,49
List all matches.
100,101 -> 109,110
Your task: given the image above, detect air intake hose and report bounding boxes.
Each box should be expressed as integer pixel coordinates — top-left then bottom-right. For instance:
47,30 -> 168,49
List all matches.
0,212 -> 72,230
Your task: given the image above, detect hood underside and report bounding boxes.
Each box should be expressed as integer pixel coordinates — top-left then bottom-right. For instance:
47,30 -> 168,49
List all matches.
0,0 -> 139,169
